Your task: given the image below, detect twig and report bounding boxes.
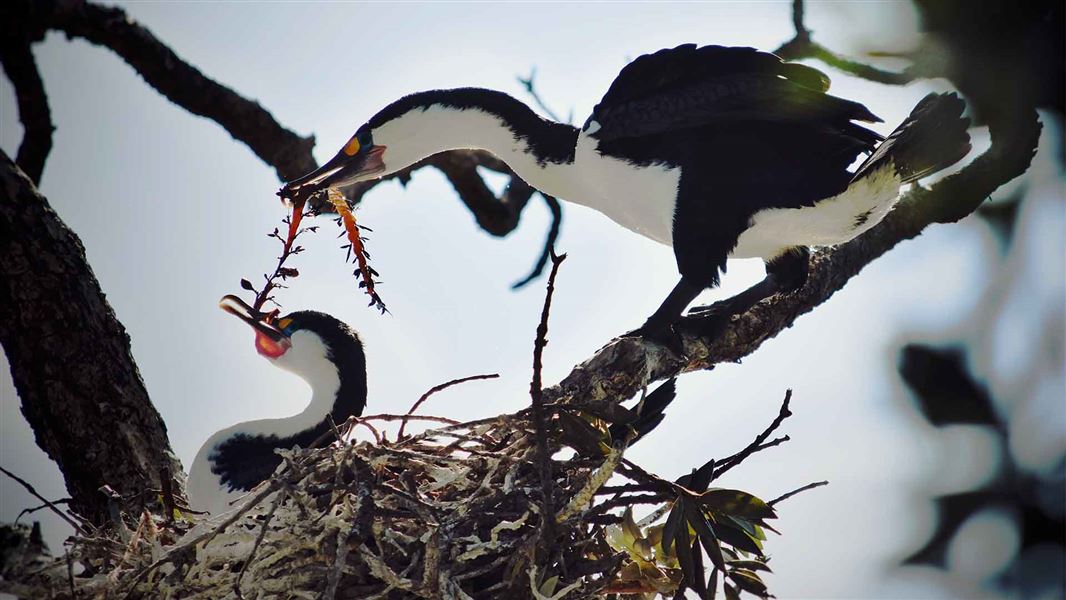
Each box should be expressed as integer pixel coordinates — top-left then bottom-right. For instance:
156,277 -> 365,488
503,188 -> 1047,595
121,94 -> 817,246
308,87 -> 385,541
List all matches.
530,250 -> 567,536
399,373 -> 500,439
0,38 -> 54,185
774,0 -> 916,85
233,488 -> 286,596
0,465 -> 84,535
769,480 -> 829,506
715,435 -> 791,471
512,194 -> 563,289
16,498 -> 72,523
712,390 -> 793,481
517,68 -> 568,123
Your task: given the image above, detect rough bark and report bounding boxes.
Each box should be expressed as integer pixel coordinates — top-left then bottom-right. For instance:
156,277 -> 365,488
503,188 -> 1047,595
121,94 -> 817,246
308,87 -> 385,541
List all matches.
0,152 -> 182,525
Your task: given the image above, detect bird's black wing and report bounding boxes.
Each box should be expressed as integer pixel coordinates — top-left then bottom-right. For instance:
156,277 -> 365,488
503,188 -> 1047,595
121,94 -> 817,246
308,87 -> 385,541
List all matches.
588,44 -> 882,147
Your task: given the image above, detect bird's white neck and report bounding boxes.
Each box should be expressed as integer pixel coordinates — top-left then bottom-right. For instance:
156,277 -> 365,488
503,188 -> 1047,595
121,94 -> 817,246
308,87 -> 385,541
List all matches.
373,100 -> 584,200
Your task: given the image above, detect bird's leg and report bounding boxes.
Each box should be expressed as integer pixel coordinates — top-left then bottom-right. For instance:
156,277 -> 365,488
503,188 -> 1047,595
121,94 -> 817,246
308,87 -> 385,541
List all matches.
624,278 -> 705,354
689,247 -> 810,336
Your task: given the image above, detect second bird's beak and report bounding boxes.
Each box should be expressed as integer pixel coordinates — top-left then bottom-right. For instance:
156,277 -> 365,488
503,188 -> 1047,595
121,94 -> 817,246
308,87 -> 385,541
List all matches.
219,295 -> 287,342
283,146 -> 387,194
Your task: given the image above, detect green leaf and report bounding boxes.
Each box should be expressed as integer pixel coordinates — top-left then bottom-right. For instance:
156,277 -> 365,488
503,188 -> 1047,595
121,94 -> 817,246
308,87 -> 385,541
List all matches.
728,559 -> 772,573
724,582 -> 741,600
730,568 -> 770,598
675,508 -> 697,589
662,501 -> 684,556
684,501 -> 726,571
622,506 -> 642,542
700,489 -> 777,520
708,567 -> 719,600
539,575 -> 559,597
557,410 -> 606,456
714,520 -> 763,555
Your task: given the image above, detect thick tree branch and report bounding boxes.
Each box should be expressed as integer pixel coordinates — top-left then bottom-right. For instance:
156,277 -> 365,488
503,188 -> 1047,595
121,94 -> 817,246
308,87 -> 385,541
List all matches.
545,106 -> 1041,409
7,0 -> 553,258
0,38 -> 54,185
0,152 -> 183,524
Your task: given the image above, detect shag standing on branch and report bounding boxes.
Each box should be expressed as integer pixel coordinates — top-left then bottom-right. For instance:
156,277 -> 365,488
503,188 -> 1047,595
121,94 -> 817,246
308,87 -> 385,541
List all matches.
282,44 -> 971,347
187,296 -> 368,515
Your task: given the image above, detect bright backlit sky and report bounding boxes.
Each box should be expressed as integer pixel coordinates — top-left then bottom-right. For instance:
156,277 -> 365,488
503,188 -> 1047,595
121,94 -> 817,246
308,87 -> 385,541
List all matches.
2,2 -> 1063,598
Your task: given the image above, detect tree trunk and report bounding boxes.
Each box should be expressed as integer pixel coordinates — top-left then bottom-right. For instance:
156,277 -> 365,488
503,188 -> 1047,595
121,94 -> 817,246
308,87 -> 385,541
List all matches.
0,152 -> 183,525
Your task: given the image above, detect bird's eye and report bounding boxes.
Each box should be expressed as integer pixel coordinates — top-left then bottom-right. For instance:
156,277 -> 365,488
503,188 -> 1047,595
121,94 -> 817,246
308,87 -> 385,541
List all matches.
343,135 -> 361,156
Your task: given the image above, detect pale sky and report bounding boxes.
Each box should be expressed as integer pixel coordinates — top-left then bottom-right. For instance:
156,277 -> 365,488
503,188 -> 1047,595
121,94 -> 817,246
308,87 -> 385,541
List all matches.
2,2 -> 1062,598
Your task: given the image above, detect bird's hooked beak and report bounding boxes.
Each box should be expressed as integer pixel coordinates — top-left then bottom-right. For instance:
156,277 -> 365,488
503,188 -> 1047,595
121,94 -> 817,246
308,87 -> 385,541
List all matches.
282,146 -> 387,195
219,295 -> 292,358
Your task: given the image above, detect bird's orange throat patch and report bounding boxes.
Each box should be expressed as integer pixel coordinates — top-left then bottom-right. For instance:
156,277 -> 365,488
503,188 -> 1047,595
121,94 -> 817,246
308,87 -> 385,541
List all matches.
255,330 -> 290,359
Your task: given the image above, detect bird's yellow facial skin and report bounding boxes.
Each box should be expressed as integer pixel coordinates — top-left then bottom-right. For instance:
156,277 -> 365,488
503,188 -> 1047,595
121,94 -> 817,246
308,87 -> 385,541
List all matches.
277,317 -> 294,330
343,136 -> 361,156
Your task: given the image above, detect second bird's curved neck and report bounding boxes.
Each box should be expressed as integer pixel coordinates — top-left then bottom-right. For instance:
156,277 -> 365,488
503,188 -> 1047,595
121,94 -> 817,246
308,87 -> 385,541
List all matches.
375,89 -> 582,198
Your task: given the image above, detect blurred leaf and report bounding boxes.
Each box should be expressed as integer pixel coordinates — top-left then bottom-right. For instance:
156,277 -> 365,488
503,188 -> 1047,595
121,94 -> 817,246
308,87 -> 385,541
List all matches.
724,582 -> 741,600
700,489 -> 777,520
904,490 -> 1009,567
239,278 -> 255,291
976,190 -> 1022,252
898,344 -> 999,427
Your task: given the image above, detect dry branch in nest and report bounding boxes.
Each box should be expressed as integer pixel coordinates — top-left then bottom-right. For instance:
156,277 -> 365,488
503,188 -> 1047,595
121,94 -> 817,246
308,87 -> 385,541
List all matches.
1,401 -> 815,599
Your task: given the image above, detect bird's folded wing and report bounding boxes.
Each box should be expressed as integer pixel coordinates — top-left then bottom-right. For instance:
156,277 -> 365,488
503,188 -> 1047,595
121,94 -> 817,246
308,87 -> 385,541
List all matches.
588,44 -> 883,143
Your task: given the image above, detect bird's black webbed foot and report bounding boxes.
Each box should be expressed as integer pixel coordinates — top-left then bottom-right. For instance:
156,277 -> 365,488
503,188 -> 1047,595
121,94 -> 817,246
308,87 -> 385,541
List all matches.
620,278 -> 706,357
622,317 -> 687,357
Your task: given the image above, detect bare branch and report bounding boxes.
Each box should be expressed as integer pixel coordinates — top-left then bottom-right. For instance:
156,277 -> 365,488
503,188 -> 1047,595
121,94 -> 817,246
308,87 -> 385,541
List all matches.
399,373 -> 501,439
774,0 -> 917,85
517,68 -> 570,124
712,390 -> 793,481
769,480 -> 830,506
0,39 -> 53,185
512,194 -> 563,289
530,250 -> 567,546
0,465 -> 84,535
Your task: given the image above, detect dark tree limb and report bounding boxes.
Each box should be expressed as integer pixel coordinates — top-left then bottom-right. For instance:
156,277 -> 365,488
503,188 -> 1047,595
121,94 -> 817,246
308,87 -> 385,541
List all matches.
6,0 -> 555,249
0,152 -> 184,525
512,194 -> 563,289
545,106 -> 1041,410
0,38 -> 54,185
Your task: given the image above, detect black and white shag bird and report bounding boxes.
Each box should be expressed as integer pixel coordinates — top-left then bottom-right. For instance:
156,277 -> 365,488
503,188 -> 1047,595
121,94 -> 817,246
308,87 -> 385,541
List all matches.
187,296 -> 367,514
283,44 -> 971,344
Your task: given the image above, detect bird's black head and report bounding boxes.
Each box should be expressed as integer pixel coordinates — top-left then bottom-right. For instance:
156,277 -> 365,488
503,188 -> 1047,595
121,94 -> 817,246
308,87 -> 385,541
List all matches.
219,295 -> 368,419
283,122 -> 387,193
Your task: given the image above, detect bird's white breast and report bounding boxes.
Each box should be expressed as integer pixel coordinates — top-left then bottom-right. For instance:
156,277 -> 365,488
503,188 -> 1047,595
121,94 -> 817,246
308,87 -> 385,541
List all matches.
562,129 -> 680,246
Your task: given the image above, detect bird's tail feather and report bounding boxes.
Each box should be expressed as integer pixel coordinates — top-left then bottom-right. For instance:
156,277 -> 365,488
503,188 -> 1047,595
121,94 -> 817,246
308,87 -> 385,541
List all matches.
853,92 -> 971,184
